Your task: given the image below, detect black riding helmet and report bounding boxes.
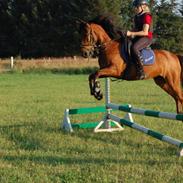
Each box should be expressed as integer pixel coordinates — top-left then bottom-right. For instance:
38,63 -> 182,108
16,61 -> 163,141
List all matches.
132,0 -> 149,7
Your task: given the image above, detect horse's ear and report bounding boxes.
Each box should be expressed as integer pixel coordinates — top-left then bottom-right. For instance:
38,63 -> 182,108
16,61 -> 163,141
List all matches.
70,17 -> 86,33
78,21 -> 90,33
75,19 -> 82,25
74,17 -> 87,25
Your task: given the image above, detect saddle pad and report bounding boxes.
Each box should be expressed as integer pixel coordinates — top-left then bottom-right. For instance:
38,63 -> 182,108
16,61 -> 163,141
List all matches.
121,45 -> 155,66
140,49 -> 155,65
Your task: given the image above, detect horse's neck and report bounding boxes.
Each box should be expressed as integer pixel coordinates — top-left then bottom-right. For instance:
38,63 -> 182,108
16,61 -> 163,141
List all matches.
91,24 -> 111,44
98,32 -> 111,44
97,31 -> 111,44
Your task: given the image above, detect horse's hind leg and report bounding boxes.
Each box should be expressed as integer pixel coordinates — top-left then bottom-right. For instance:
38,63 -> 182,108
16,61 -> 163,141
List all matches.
154,76 -> 183,113
166,74 -> 183,113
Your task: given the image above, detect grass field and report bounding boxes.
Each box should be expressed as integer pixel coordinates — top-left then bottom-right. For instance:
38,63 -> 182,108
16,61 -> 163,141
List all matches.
0,73 -> 182,183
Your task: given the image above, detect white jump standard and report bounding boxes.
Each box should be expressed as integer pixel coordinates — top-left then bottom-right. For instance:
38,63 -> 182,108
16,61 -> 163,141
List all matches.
62,78 -> 124,132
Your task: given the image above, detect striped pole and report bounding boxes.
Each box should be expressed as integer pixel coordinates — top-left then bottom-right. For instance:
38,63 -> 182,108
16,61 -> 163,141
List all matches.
68,106 -> 106,115
109,114 -> 183,155
107,103 -> 183,121
62,106 -> 106,132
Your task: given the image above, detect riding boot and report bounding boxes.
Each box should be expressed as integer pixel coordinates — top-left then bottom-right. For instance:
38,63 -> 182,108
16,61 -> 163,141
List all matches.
135,54 -> 146,80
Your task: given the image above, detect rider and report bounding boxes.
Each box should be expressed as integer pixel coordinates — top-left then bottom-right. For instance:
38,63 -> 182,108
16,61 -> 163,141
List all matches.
127,0 -> 153,79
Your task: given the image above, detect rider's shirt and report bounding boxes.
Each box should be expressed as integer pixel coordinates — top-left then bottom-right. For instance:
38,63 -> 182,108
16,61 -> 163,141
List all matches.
134,12 -> 153,39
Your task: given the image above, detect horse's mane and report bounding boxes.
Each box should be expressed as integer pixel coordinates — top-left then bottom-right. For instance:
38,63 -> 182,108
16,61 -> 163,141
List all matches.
89,15 -> 122,40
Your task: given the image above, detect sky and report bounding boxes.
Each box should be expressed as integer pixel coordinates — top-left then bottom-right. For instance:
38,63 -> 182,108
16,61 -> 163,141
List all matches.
176,0 -> 182,6
157,0 -> 182,5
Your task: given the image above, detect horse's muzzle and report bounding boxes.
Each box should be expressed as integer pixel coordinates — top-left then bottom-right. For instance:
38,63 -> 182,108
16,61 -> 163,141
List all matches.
81,50 -> 94,58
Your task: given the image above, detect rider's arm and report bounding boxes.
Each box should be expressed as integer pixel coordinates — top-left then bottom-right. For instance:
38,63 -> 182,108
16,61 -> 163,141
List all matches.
127,24 -> 149,37
127,14 -> 151,37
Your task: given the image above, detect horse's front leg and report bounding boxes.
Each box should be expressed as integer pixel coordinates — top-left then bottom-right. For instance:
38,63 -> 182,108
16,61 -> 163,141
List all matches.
89,66 -> 121,100
88,72 -> 103,100
89,73 -> 95,95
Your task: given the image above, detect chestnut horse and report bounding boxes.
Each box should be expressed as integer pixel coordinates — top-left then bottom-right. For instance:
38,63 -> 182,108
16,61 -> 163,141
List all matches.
79,19 -> 183,114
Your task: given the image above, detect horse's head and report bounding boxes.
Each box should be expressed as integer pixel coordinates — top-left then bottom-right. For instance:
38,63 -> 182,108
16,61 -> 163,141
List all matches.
79,15 -> 122,58
79,22 -> 98,58
79,21 -> 112,58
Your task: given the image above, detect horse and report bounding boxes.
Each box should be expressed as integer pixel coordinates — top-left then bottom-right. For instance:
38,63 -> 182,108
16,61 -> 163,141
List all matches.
79,17 -> 183,114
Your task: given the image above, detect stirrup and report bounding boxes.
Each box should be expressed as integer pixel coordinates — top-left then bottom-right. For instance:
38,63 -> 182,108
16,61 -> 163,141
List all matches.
139,74 -> 146,80
137,72 -> 146,80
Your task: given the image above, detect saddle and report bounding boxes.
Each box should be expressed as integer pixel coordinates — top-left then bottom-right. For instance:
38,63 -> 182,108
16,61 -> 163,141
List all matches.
122,37 -> 155,65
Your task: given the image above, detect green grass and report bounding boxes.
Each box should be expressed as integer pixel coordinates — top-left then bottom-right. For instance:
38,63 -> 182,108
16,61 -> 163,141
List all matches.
0,73 -> 182,183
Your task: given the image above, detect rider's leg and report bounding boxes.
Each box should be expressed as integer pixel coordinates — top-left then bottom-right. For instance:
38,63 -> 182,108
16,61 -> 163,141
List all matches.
132,37 -> 152,80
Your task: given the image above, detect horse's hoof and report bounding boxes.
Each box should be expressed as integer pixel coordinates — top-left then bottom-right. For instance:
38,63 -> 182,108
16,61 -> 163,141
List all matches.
97,94 -> 103,100
94,92 -> 103,100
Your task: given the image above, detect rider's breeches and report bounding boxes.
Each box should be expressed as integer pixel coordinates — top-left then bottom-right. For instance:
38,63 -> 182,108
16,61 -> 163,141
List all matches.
132,37 -> 152,59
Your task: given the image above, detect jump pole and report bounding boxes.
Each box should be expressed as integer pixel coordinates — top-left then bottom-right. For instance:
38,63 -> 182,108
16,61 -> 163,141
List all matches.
105,87 -> 183,156
62,106 -> 107,132
109,114 -> 183,156
107,103 -> 183,121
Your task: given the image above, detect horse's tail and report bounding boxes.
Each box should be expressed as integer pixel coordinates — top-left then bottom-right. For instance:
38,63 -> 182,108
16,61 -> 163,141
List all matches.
177,55 -> 183,86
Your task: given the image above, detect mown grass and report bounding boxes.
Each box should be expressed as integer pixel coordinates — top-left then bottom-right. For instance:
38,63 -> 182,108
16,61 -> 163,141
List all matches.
0,73 -> 182,183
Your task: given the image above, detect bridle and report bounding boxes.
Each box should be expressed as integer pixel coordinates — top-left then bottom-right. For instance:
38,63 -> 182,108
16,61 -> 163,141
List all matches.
80,23 -> 121,56
80,25 -> 98,50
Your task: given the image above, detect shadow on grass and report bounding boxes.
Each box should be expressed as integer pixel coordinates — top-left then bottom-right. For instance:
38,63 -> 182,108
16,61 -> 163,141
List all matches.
0,123 -> 43,151
59,130 -> 180,159
72,130 -> 123,145
0,124 -> 33,129
1,153 -> 176,166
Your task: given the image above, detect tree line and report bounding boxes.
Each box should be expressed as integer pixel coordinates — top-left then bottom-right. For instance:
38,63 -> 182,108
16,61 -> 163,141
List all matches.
0,0 -> 182,58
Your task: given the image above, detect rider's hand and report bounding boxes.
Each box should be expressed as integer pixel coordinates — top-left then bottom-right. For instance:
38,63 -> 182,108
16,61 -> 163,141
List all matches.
127,31 -> 135,38
127,31 -> 132,37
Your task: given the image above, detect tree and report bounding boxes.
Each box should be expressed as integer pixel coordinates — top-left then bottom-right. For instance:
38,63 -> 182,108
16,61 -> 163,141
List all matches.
153,0 -> 183,53
0,0 -> 182,57
62,0 -> 123,56
0,0 -> 18,57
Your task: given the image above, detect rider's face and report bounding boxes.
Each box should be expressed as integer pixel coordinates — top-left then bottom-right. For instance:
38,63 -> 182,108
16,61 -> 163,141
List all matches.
134,5 -> 142,14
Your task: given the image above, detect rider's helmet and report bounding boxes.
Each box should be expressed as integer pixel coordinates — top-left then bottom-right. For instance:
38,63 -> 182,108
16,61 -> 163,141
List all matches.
132,0 -> 149,7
